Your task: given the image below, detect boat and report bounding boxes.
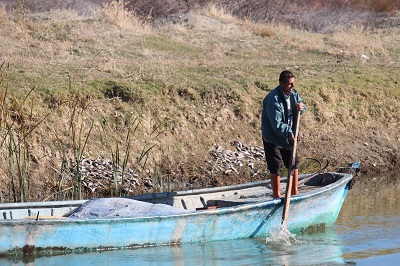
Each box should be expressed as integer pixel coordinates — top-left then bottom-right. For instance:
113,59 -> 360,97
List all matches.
0,162 -> 359,256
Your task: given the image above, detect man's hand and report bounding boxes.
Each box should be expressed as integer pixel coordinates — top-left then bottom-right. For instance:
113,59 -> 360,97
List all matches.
296,103 -> 305,111
291,134 -> 301,143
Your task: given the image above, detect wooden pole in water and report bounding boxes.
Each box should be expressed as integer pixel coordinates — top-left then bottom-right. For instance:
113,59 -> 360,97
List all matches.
282,110 -> 301,224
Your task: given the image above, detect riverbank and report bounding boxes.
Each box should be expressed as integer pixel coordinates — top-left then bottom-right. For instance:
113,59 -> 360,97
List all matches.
0,3 -> 399,202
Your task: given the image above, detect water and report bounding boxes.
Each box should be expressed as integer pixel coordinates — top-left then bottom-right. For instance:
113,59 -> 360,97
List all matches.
2,173 -> 400,265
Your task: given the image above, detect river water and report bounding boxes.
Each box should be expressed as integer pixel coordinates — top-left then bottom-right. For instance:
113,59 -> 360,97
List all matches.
2,173 -> 400,265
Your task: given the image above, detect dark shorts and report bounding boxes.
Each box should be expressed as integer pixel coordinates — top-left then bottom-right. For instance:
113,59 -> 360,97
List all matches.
263,139 -> 298,175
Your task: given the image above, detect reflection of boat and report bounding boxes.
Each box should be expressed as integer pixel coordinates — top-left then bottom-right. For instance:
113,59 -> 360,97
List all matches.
0,228 -> 346,265
0,169 -> 355,255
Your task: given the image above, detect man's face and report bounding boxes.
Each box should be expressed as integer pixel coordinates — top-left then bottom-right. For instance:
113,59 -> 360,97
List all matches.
280,77 -> 295,95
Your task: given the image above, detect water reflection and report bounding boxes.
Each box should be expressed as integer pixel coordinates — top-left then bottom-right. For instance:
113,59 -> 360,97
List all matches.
1,228 -> 346,266
336,172 -> 400,263
338,172 -> 400,217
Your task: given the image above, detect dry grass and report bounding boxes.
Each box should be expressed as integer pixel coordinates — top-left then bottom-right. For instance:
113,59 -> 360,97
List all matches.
97,0 -> 149,31
331,24 -> 391,60
0,4 -> 399,202
200,3 -> 238,23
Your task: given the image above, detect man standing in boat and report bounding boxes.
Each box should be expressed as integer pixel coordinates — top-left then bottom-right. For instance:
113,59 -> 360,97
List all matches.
261,70 -> 306,198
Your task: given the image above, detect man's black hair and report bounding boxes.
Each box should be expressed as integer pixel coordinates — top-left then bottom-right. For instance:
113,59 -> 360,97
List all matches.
279,70 -> 295,83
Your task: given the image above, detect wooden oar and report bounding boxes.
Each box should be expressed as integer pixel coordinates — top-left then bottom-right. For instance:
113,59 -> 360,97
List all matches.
282,109 -> 301,224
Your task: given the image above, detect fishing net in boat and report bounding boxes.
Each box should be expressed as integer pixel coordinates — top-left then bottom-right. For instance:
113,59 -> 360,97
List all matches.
67,198 -> 191,219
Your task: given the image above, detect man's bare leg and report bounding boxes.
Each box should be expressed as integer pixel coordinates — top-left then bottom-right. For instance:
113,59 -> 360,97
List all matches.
270,173 -> 282,198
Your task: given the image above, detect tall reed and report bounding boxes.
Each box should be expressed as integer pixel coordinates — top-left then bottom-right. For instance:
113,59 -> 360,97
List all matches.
101,115 -> 138,197
55,76 -> 93,201
0,62 -> 50,202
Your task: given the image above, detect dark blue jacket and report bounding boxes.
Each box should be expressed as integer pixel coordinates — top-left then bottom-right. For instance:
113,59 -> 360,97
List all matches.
261,86 -> 306,149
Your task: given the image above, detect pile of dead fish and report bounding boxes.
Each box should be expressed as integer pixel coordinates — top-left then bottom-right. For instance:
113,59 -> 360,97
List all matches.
60,141 -> 266,193
79,158 -> 140,193
208,141 -> 265,176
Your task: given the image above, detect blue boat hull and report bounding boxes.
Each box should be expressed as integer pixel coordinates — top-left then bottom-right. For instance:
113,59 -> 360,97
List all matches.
0,173 -> 352,255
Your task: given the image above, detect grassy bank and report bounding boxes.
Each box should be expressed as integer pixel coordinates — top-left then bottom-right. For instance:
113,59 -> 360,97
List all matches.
0,3 -> 399,202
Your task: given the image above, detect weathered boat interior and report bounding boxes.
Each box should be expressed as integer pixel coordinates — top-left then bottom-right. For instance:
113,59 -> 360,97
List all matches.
0,171 -> 352,220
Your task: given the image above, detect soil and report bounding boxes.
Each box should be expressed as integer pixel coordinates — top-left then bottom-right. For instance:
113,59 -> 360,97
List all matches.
1,81 -> 398,202
0,1 -> 398,203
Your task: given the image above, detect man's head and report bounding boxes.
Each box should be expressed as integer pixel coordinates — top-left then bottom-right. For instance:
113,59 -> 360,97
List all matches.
279,70 -> 295,95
